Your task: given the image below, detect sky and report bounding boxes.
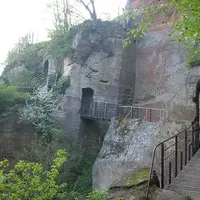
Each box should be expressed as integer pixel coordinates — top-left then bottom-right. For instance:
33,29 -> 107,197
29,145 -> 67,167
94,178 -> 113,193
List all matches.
0,0 -> 126,74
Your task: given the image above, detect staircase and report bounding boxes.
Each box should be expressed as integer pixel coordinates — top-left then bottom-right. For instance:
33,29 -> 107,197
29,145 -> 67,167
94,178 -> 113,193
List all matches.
146,123 -> 200,199
169,150 -> 200,199
16,73 -> 58,92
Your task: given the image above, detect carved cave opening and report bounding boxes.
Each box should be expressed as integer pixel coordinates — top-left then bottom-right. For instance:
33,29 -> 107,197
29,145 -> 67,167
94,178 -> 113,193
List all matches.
81,88 -> 94,117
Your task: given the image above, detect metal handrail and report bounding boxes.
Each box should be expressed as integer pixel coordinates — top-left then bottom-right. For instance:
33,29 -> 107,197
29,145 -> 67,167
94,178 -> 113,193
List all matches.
119,106 -> 165,122
118,105 -> 165,111
146,124 -> 200,199
81,101 -> 165,122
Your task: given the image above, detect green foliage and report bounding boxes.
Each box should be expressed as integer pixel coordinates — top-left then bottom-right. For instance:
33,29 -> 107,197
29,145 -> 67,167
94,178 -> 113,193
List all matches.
53,76 -> 70,95
6,68 -> 35,88
48,27 -> 73,72
125,0 -> 200,65
20,87 -> 61,143
187,52 -> 200,67
4,33 -> 48,73
0,83 -> 27,113
57,140 -> 95,195
21,138 -> 64,168
87,190 -> 109,200
0,150 -> 68,200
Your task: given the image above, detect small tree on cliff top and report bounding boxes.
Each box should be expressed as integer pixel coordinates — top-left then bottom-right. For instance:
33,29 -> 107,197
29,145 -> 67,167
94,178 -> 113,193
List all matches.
75,0 -> 97,22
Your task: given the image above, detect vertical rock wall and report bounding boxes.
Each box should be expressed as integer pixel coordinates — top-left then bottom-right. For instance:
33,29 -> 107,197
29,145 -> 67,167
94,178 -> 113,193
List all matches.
59,21 -> 137,138
126,0 -> 200,123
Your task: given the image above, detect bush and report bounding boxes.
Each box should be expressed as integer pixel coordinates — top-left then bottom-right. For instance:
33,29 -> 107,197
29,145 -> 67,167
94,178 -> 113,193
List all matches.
21,138 -> 64,168
4,33 -> 48,72
0,83 -> 27,113
53,76 -> 70,95
187,53 -> 200,67
6,68 -> 35,88
0,150 -> 68,200
87,190 -> 109,200
20,87 -> 61,143
48,27 -> 73,72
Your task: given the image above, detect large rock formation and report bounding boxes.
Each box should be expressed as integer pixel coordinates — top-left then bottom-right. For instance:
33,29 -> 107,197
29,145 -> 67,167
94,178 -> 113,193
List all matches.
125,0 -> 200,123
93,119 -> 190,189
92,0 -> 200,190
59,21 -> 136,138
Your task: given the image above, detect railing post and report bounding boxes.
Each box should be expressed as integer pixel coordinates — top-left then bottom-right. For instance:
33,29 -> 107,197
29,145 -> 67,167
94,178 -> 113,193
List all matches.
194,122 -> 200,152
150,109 -> 152,122
192,125 -> 195,156
90,102 -> 94,118
103,103 -> 107,120
161,143 -> 165,189
185,130 -> 188,166
160,110 -> 162,121
169,161 -> 172,185
189,144 -> 192,161
180,152 -> 183,171
131,107 -> 133,118
175,135 -> 178,177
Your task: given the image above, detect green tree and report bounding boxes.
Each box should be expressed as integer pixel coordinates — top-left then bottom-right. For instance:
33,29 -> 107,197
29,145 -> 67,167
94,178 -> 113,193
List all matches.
6,68 -> 34,88
0,83 -> 27,113
75,0 -> 98,22
4,33 -> 48,71
20,87 -> 60,143
0,150 -> 68,200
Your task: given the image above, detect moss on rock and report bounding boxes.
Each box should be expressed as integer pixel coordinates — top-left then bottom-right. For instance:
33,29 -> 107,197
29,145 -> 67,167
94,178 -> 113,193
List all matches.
125,169 -> 150,186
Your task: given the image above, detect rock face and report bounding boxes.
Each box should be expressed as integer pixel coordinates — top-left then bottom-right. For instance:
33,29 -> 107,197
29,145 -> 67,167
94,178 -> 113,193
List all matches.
157,190 -> 191,200
92,0 -> 200,190
125,0 -> 152,10
59,21 -> 136,138
125,0 -> 200,123
134,28 -> 200,123
93,118 -> 190,189
0,106 -> 35,163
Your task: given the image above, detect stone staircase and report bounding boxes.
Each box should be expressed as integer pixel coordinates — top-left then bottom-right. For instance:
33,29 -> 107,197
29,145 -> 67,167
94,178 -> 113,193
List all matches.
16,72 -> 58,92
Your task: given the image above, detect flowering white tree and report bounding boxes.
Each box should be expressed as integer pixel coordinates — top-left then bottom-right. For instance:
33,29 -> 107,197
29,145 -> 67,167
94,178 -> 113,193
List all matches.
20,87 -> 60,143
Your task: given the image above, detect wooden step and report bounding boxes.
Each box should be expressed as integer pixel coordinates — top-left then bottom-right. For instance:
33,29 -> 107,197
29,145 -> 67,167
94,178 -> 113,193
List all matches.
169,150 -> 200,200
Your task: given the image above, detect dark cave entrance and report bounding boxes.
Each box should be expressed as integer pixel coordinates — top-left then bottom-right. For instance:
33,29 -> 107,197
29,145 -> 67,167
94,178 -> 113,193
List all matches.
43,60 -> 49,75
81,88 -> 94,117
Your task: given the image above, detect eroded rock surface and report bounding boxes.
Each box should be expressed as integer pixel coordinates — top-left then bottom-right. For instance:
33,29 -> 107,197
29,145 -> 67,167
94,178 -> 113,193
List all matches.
0,106 -> 35,163
93,119 -> 190,189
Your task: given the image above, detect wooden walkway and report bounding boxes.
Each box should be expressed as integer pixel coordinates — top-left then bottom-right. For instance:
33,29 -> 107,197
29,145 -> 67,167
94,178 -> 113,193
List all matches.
169,150 -> 200,200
